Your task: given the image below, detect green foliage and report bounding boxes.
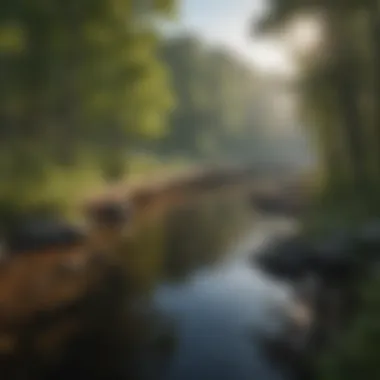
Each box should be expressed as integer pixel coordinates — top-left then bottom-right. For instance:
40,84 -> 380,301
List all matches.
258,1 -> 380,378
0,0 -> 176,155
0,0 -> 176,218
157,35 -> 282,161
318,276 -> 380,380
0,0 -> 305,220
258,0 -> 380,202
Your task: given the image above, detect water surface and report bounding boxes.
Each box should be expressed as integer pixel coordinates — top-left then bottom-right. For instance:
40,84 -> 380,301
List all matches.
130,191 -> 300,380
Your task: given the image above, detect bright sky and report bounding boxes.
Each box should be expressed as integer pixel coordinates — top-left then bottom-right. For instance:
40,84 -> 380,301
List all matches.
170,0 -> 296,76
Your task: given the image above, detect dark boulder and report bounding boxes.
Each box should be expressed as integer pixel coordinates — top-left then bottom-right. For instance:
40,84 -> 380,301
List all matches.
311,232 -> 359,285
253,230 -> 360,285
254,234 -> 317,281
86,202 -> 132,228
5,218 -> 87,254
250,191 -> 305,218
353,219 -> 380,263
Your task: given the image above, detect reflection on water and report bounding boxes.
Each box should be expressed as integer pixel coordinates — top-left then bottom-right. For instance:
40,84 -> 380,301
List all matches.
149,222 -> 297,380
162,194 -> 254,281
120,192 -> 254,294
121,191 -> 300,380
0,190 -> 300,380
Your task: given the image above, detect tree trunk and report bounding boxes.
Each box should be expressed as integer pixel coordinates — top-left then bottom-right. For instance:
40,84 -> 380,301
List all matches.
368,3 -> 380,183
327,12 -> 368,197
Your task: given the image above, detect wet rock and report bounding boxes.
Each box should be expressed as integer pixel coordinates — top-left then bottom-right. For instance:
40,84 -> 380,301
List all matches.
253,230 -> 361,286
253,229 -> 370,358
249,192 -> 302,218
86,202 -> 132,228
5,218 -> 87,254
354,219 -> 380,263
250,193 -> 283,214
311,233 -> 359,285
253,234 -> 317,281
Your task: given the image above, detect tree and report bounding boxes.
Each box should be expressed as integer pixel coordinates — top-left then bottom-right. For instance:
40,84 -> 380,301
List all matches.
255,1 -> 380,378
157,35 -> 290,164
0,0 -> 176,214
255,0 -> 380,204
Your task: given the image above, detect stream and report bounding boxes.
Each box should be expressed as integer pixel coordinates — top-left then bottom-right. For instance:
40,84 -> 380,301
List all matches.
0,186 -> 315,380
126,190 -> 309,380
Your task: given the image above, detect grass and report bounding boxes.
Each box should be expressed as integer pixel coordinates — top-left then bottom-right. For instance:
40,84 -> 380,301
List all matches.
0,153 -> 190,223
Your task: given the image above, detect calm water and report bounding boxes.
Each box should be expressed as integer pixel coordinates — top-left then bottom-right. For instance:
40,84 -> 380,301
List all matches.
0,187 -> 309,380
126,190 -> 301,380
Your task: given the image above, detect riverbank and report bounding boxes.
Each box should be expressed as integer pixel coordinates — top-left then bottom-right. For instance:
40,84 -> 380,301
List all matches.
0,154 -> 190,224
0,163 -> 314,380
0,173 -> 262,380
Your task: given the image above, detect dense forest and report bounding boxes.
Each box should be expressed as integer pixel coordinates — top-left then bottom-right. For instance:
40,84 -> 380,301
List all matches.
258,0 -> 380,217
0,0 -> 310,221
0,0 -> 178,216
4,0 -> 380,377
255,1 -> 380,378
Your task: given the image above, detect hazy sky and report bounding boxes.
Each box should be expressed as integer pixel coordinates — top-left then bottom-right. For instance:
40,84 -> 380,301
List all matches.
172,0 -> 294,75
